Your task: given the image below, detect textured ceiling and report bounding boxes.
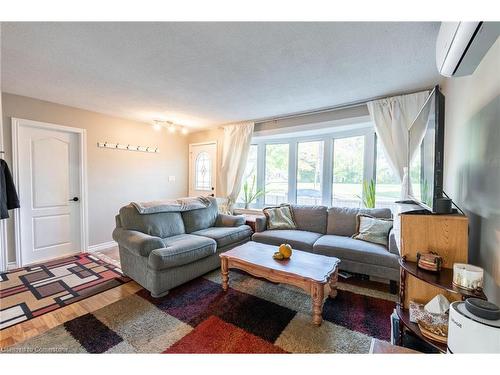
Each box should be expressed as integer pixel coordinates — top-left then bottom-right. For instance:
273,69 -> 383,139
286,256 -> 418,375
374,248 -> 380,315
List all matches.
1,22 -> 441,129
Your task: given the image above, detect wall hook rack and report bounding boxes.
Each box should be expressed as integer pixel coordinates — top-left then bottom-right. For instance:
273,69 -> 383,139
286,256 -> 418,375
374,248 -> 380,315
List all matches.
97,142 -> 159,153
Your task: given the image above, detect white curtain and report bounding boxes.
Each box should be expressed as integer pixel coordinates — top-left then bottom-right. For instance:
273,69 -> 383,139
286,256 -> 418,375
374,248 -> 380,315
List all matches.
219,121 -> 254,212
367,91 -> 430,199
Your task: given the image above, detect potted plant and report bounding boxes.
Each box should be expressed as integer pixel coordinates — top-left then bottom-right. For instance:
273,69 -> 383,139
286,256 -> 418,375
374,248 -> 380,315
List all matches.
242,175 -> 265,209
356,179 -> 376,208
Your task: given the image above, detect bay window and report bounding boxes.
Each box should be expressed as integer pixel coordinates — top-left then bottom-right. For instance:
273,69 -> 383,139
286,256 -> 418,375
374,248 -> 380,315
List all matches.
332,136 -> 364,208
264,144 -> 289,206
237,122 -> 400,211
297,141 -> 324,205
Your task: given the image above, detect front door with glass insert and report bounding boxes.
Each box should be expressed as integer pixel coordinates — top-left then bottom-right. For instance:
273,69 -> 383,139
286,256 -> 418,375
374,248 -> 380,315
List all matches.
188,142 -> 217,197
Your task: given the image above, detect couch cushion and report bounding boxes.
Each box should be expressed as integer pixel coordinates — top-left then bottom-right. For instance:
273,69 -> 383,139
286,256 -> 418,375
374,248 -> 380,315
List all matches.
263,205 -> 297,230
252,230 -> 323,251
326,207 -> 392,236
181,197 -> 219,233
192,225 -> 252,248
352,214 -> 393,247
313,234 -> 399,269
148,234 -> 216,271
291,205 -> 328,234
215,214 -> 246,227
119,204 -> 185,238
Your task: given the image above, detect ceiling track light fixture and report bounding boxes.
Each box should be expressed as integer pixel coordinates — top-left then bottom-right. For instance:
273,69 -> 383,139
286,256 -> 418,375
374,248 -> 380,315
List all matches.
167,121 -> 176,133
152,120 -> 162,131
152,120 -> 189,135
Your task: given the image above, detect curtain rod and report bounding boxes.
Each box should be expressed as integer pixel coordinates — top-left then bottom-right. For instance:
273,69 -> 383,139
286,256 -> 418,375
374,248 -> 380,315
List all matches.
210,86 -> 434,131
250,86 -> 434,125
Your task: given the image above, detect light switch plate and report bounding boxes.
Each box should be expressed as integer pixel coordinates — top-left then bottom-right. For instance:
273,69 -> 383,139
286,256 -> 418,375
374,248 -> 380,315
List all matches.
168,176 -> 176,182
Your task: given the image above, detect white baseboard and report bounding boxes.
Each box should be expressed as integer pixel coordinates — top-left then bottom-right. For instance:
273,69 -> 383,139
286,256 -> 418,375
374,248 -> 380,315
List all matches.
7,261 -> 18,271
87,241 -> 117,253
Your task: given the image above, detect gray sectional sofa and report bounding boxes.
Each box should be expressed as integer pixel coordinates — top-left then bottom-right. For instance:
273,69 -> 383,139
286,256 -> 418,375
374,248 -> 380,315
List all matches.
252,205 -> 400,290
112,197 -> 252,297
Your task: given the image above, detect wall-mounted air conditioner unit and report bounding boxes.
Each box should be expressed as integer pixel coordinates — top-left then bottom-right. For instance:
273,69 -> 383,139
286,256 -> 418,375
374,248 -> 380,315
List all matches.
436,22 -> 499,77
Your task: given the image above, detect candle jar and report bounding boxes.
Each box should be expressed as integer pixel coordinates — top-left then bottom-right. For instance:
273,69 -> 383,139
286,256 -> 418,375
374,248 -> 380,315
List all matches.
453,263 -> 484,291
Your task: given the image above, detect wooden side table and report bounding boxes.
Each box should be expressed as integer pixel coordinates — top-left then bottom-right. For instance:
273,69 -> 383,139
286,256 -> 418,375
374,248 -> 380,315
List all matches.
396,213 -> 477,353
243,213 -> 263,232
397,258 -> 487,353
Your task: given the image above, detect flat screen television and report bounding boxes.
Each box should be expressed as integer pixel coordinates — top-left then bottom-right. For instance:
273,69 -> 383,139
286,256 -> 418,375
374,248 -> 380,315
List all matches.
408,85 -> 446,213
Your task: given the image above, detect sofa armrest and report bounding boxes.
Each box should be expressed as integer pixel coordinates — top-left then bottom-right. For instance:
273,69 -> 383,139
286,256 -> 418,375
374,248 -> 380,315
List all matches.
112,227 -> 164,257
254,216 -> 267,232
388,228 -> 399,256
216,213 -> 246,227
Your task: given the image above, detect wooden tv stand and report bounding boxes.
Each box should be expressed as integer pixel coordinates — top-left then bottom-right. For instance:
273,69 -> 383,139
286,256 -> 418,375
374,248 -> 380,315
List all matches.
395,212 -> 486,353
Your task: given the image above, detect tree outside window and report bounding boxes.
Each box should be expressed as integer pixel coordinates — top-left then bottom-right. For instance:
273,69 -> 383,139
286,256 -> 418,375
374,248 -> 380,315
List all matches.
265,144 -> 289,205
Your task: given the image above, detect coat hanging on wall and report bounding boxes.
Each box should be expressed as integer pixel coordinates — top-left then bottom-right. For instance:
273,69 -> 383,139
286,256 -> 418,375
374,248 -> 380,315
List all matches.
0,157 -> 20,219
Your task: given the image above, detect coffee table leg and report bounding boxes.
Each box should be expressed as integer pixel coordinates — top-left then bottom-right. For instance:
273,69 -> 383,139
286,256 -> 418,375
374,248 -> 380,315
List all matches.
311,282 -> 324,326
328,268 -> 338,299
221,257 -> 229,291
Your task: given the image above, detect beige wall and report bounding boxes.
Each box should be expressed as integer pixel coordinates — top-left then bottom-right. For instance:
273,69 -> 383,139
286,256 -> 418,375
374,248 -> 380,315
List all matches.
2,93 -> 189,263
441,38 -> 500,303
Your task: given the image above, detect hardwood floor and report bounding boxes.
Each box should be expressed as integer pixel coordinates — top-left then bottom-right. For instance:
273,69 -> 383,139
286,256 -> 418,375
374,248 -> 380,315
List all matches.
99,246 -> 120,262
0,247 -> 142,349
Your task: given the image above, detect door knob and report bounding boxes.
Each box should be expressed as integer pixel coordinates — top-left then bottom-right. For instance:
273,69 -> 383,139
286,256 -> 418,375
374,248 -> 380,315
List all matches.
69,197 -> 79,202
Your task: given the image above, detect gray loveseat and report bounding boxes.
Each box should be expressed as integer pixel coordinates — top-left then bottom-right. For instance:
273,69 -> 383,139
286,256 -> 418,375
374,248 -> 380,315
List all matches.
252,205 -> 400,291
112,197 -> 252,297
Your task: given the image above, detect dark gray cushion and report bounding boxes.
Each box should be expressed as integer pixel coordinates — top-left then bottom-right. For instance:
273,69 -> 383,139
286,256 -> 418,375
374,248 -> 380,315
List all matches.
252,229 -> 323,251
192,225 -> 252,248
119,204 -> 185,238
326,207 -> 392,236
181,197 -> 219,233
313,234 -> 399,269
291,205 -> 328,234
148,234 -> 216,271
215,214 -> 246,227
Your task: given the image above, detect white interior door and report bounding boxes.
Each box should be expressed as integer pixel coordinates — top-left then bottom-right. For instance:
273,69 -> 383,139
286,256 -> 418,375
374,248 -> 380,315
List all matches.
188,142 -> 217,197
16,122 -> 82,265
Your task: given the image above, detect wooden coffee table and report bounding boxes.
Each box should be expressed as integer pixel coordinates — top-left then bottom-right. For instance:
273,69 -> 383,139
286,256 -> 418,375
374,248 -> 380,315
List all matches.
219,241 -> 340,326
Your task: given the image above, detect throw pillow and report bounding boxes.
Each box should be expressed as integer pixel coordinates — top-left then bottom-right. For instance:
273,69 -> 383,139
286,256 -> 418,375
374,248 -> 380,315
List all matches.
352,214 -> 393,247
263,204 -> 297,230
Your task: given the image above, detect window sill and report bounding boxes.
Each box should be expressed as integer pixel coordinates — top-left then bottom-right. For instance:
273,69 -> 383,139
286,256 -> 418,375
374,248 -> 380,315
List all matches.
233,208 -> 263,215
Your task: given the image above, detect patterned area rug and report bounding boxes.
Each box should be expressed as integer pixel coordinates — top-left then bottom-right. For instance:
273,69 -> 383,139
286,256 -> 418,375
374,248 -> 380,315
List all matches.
0,254 -> 130,330
3,270 -> 395,353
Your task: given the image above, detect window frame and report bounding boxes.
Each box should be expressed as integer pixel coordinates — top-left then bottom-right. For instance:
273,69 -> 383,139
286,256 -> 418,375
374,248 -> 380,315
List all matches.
250,125 -> 377,208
